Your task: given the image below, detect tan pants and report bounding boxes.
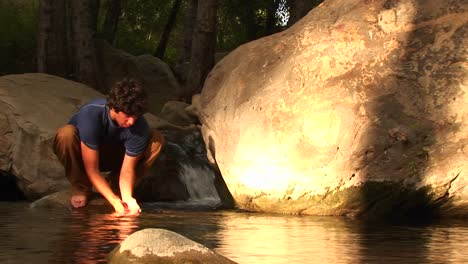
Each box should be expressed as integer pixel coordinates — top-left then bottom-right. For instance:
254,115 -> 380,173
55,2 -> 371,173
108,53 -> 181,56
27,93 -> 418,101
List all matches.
53,124 -> 164,195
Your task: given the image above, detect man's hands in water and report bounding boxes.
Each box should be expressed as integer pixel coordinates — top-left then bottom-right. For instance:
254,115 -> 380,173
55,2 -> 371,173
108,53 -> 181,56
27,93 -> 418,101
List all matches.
122,197 -> 141,215
111,197 -> 141,215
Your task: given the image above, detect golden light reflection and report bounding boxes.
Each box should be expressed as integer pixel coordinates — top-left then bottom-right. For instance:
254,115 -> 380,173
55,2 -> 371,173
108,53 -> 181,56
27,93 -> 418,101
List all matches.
66,210 -> 139,264
226,97 -> 348,200
214,214 -> 360,264
301,110 -> 341,147
235,160 -> 291,192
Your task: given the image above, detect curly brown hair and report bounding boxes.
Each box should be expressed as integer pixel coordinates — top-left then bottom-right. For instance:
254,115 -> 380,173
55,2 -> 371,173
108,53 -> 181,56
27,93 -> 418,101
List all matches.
107,78 -> 148,116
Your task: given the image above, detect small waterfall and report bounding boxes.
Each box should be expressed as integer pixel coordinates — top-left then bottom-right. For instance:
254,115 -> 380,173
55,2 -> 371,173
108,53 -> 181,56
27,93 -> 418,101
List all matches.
179,163 -> 221,203
161,134 -> 222,207
138,128 -> 230,210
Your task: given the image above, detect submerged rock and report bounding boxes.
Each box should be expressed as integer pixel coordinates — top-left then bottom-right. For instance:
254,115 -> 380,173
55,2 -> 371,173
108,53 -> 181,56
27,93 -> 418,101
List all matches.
29,189 -> 110,210
29,190 -> 72,209
108,228 -> 236,264
199,0 -> 468,217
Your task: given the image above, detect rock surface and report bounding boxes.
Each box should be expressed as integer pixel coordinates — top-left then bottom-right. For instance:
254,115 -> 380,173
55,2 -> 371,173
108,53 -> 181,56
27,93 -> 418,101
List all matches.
158,100 -> 199,127
0,74 -> 100,198
96,40 -> 189,114
199,0 -> 468,217
108,228 -> 236,264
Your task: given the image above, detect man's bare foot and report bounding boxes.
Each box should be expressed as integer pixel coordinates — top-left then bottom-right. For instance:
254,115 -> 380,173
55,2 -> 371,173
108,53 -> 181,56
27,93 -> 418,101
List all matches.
70,194 -> 87,208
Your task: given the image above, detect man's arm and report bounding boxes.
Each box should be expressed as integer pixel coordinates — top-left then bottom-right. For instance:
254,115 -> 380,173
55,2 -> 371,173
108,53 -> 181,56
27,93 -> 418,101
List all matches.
119,153 -> 143,213
80,142 -> 125,213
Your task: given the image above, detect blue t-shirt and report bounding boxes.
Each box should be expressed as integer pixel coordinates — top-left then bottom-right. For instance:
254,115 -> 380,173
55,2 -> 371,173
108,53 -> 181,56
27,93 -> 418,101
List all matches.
68,98 -> 151,157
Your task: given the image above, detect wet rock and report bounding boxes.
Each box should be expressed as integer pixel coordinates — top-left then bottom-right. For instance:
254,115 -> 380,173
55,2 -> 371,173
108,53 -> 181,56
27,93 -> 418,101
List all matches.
29,189 -> 110,210
158,100 -> 199,127
108,228 -> 236,264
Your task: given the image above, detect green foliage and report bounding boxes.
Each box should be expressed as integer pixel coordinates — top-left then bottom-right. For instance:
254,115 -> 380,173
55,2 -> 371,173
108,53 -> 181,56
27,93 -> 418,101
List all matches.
0,0 -> 39,75
217,0 -> 286,52
108,0 -> 184,64
0,0 -> 303,74
104,0 -> 289,64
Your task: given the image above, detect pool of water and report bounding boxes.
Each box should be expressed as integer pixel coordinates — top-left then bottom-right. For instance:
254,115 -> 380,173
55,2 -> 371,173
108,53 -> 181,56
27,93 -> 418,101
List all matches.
0,201 -> 467,264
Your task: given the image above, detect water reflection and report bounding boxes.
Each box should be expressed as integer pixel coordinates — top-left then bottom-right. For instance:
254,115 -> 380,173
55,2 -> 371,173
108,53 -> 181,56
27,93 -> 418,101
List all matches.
354,223 -> 432,264
53,210 -> 140,264
215,213 -> 361,264
0,202 -> 467,264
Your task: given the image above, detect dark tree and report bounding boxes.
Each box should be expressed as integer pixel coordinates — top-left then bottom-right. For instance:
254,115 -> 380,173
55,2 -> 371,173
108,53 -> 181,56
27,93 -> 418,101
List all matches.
90,0 -> 101,32
239,0 -> 258,40
287,0 -> 322,27
102,0 -> 121,44
175,0 -> 198,83
186,0 -> 218,94
37,0 -> 69,76
155,0 -> 182,59
265,0 -> 281,35
71,0 -> 102,91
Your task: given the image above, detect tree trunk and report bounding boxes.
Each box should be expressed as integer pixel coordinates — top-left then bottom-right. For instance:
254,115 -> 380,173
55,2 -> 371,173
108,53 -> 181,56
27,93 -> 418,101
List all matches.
70,0 -> 102,91
240,0 -> 258,41
90,0 -> 101,32
265,0 -> 281,35
175,0 -> 198,83
37,0 -> 69,77
154,0 -> 182,59
186,0 -> 218,94
102,0 -> 121,44
287,0 -> 321,27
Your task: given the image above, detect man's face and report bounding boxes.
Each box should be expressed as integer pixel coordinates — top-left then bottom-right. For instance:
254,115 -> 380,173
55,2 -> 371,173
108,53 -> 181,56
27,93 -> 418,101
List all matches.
115,111 -> 138,128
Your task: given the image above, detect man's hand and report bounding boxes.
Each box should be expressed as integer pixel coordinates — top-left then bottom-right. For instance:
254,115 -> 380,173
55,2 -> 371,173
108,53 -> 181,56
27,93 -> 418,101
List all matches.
110,198 -> 126,213
122,197 -> 141,215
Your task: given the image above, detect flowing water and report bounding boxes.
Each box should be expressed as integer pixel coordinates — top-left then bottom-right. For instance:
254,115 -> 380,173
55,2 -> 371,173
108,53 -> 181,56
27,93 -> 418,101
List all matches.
0,201 -> 468,264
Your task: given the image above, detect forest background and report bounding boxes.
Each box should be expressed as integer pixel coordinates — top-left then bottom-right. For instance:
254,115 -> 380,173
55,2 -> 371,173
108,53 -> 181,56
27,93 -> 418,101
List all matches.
0,0 -> 323,97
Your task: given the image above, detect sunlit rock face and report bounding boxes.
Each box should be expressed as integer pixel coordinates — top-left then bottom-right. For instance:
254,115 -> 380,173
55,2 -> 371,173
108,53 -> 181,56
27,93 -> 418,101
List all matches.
199,0 -> 468,217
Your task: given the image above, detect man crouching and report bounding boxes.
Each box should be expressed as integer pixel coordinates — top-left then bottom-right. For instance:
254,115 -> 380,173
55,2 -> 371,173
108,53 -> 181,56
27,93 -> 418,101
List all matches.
53,78 -> 164,214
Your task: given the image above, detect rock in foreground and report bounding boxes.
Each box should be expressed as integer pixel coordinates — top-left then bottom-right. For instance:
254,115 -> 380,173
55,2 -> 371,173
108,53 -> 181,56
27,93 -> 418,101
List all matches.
108,228 -> 236,264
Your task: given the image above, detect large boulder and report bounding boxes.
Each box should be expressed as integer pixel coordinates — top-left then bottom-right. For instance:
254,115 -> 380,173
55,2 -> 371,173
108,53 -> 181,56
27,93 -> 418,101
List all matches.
96,40 -> 189,114
0,74 -> 100,198
108,228 -> 236,264
199,0 -> 468,217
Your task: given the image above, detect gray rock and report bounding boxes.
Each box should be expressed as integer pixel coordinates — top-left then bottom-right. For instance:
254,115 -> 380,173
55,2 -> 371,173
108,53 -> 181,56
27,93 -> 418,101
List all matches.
108,228 -> 236,264
96,40 -> 189,114
0,73 -> 101,198
29,189 -> 109,210
159,100 -> 199,127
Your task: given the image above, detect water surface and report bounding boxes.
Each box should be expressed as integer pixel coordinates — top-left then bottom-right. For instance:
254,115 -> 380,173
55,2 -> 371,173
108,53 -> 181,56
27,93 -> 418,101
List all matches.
0,202 -> 467,264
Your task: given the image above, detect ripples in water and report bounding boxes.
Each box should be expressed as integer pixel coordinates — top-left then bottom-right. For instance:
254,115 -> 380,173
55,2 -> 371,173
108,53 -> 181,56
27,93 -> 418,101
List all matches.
0,201 -> 467,264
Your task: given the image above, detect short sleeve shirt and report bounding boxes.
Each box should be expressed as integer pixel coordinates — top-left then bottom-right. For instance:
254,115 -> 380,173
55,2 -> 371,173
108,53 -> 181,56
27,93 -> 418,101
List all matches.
68,98 -> 151,156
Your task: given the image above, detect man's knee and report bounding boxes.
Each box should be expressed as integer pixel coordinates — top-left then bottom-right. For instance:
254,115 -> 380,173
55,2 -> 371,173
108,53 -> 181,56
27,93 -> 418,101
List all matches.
150,130 -> 165,147
143,130 -> 165,164
55,125 -> 78,142
54,125 -> 79,153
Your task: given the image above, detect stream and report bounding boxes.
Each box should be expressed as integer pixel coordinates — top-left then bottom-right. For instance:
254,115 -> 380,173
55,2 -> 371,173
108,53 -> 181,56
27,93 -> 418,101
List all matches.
0,201 -> 468,264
